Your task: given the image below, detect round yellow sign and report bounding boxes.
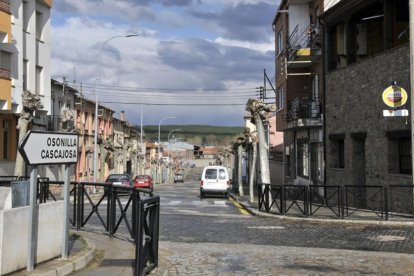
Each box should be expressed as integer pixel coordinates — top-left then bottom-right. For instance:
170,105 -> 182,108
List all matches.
382,85 -> 408,108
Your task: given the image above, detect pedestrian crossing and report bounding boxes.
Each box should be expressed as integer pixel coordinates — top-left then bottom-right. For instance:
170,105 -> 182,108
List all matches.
161,199 -> 229,207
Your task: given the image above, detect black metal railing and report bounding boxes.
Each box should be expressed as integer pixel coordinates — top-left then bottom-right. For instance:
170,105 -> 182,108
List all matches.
134,196 -> 160,276
286,96 -> 321,122
257,183 -> 414,221
286,23 -> 322,61
0,177 -> 159,275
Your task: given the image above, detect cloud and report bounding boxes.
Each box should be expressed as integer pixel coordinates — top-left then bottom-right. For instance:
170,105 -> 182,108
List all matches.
189,1 -> 277,43
51,1 -> 277,126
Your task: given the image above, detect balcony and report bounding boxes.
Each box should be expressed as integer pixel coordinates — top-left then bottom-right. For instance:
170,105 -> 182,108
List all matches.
286,24 -> 322,69
286,97 -> 322,129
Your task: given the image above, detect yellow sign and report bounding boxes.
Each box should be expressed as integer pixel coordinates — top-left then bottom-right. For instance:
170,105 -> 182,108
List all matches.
382,85 -> 408,108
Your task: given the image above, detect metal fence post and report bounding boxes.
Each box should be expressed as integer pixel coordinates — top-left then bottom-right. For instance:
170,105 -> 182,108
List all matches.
384,187 -> 389,221
135,200 -> 143,276
281,185 -> 285,215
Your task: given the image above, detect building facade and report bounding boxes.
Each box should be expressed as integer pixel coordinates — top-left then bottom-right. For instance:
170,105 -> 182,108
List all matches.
0,0 -> 52,174
75,96 -> 114,182
322,0 -> 411,211
273,0 -> 325,186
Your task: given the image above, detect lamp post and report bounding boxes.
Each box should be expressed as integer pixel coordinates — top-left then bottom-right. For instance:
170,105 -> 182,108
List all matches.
93,34 -> 138,183
157,116 -> 175,161
168,129 -> 181,160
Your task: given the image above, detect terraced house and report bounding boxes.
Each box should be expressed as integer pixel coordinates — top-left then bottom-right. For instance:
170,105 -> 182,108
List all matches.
0,0 -> 52,174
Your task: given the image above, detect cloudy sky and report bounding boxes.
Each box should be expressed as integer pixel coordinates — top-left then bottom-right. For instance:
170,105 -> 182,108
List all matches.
51,0 -> 279,126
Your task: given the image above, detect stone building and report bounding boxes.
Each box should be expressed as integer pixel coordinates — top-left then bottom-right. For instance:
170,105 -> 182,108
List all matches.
322,0 -> 411,212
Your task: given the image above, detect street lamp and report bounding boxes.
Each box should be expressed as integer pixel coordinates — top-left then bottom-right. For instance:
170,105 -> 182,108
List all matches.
168,129 -> 181,160
158,116 -> 175,161
93,34 -> 138,183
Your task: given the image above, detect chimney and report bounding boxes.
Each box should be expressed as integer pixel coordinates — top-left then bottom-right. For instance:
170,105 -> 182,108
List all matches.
120,111 -> 125,121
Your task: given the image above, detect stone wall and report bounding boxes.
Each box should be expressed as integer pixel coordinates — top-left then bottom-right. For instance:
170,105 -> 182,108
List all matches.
325,44 -> 412,213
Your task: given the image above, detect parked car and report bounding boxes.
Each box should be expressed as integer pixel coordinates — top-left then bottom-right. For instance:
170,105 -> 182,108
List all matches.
105,174 -> 132,187
190,164 -> 196,168
174,173 -> 184,183
200,166 -> 230,198
133,175 -> 154,190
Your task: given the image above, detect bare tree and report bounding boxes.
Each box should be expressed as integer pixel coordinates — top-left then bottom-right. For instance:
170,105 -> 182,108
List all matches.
246,99 -> 276,185
244,127 -> 258,202
14,91 -> 43,176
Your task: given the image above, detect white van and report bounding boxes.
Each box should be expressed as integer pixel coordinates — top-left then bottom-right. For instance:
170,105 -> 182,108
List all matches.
200,166 -> 230,198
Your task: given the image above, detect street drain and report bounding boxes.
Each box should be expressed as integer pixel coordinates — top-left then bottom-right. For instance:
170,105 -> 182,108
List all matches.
369,235 -> 406,242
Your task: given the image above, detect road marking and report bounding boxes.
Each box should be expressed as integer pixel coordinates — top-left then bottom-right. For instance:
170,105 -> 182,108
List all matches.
247,226 -> 285,230
229,198 -> 250,215
168,200 -> 181,205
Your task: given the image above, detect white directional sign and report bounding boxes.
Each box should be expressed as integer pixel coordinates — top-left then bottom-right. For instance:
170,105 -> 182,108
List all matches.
18,131 -> 79,165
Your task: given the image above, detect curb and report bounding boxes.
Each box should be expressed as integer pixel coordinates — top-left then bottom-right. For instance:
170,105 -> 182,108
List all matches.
229,193 -> 414,227
26,236 -> 96,276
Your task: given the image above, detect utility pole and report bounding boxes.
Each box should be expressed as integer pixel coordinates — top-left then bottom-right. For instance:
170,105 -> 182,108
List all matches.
409,0 -> 414,216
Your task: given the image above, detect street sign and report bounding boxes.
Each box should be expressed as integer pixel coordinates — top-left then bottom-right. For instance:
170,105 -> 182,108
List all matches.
18,131 -> 78,165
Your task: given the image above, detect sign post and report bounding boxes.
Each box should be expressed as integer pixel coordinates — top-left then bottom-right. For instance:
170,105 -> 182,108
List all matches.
18,131 -> 78,269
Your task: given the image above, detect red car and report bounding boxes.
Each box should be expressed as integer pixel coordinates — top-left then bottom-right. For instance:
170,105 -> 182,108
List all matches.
133,175 -> 154,190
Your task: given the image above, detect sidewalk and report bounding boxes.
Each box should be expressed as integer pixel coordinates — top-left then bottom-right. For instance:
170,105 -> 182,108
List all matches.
230,192 -> 414,226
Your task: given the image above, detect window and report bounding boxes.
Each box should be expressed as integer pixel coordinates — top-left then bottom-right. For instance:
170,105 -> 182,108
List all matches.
205,169 -> 217,179
2,120 -> 9,160
36,11 -> 43,41
23,60 -> 28,91
388,136 -> 411,174
399,138 -> 411,174
36,66 -> 43,95
277,88 -> 284,111
0,51 -> 11,71
277,30 -> 283,55
331,138 -> 345,169
297,142 -> 309,178
23,0 -> 29,32
219,169 -> 226,179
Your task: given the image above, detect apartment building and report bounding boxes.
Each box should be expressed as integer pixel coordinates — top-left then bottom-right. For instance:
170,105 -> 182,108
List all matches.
321,0 -> 411,212
75,96 -> 114,182
273,0 -> 326,186
0,0 -> 52,174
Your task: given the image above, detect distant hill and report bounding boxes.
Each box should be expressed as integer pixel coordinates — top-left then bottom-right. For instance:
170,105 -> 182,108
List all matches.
139,125 -> 244,146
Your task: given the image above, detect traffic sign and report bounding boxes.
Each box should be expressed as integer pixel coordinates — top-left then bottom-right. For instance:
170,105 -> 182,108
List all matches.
18,131 -> 78,165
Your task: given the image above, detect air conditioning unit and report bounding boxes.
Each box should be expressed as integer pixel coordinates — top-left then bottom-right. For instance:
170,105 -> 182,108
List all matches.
98,108 -> 104,117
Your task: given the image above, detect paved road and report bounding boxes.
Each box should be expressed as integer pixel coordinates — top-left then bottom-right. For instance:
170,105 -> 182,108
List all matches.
73,176 -> 414,274
157,181 -> 414,254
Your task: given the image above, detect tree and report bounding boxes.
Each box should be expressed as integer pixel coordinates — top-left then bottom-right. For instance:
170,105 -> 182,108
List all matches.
246,99 -> 276,185
244,127 -> 258,202
14,91 -> 43,176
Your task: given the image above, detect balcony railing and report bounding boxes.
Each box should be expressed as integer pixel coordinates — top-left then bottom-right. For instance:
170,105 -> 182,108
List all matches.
0,0 -> 10,13
286,97 -> 321,123
286,23 -> 322,61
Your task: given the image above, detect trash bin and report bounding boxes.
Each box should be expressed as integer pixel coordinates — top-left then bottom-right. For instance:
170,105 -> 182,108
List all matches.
11,180 -> 30,208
